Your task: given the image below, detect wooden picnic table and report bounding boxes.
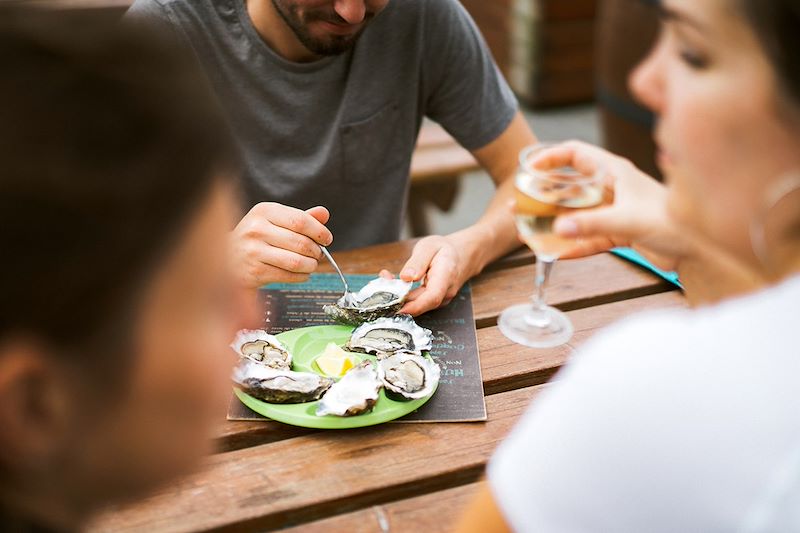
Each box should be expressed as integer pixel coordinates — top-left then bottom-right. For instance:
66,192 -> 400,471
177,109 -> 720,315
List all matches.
89,240 -> 686,533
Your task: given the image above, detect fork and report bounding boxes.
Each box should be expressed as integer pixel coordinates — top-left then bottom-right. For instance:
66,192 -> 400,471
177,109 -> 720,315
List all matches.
320,245 -> 352,302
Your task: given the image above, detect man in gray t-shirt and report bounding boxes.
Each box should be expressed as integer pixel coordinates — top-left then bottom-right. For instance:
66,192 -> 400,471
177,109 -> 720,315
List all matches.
127,0 -> 537,315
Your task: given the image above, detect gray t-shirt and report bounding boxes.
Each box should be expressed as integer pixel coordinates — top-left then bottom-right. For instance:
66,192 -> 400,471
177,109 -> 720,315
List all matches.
127,0 -> 517,250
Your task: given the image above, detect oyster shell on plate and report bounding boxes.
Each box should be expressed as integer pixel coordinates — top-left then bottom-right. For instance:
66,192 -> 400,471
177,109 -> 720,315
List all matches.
230,329 -> 292,370
346,315 -> 432,358
316,360 -> 382,417
232,359 -> 333,404
323,277 -> 412,325
377,353 -> 440,401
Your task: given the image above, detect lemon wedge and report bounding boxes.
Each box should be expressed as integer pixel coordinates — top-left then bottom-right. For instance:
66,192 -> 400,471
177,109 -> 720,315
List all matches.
315,342 -> 357,378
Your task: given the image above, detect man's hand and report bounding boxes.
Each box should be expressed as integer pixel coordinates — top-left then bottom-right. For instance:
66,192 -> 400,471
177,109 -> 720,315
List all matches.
230,203 -> 333,288
380,235 -> 464,316
377,112 -> 535,317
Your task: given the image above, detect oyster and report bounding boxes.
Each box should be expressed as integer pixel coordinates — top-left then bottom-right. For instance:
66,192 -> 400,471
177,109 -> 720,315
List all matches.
316,361 -> 382,417
230,329 -> 292,370
377,353 -> 440,401
347,315 -> 432,358
323,277 -> 412,325
233,359 -> 333,404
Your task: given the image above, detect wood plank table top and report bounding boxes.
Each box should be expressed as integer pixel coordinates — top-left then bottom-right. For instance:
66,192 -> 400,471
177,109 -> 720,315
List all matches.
89,241 -> 685,532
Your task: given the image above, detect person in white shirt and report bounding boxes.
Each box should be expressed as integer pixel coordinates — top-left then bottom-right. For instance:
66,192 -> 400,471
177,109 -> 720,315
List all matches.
456,0 -> 800,531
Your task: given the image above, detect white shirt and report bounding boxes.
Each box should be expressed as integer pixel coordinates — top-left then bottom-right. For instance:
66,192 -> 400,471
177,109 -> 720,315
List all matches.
489,275 -> 800,533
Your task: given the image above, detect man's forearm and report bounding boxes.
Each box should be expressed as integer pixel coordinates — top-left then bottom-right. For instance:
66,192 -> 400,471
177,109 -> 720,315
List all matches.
446,179 -> 520,279
446,111 -> 536,280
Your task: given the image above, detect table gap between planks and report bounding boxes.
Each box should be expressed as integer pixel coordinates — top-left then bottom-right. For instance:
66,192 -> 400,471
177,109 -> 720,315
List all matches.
90,241 -> 685,533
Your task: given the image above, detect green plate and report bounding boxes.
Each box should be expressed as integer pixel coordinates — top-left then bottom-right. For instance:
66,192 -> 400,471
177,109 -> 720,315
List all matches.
234,325 -> 438,429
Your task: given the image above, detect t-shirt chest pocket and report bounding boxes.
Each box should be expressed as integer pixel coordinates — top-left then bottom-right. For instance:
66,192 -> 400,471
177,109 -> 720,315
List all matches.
340,102 -> 404,185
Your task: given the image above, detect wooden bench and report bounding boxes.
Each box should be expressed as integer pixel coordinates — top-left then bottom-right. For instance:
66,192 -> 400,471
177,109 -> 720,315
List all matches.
408,123 -> 481,236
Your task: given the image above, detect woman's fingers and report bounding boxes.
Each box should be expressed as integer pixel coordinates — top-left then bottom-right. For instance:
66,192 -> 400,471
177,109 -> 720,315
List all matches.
528,140 -> 616,177
557,236 -> 619,259
555,206 -> 641,242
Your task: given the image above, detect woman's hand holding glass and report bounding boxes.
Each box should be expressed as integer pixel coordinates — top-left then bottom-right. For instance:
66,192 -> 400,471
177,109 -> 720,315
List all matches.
541,141 -> 683,270
545,141 -> 765,305
498,143 -> 606,348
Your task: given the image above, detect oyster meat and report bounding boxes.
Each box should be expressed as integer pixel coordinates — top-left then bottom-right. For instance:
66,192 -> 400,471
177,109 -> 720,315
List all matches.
316,360 -> 382,417
323,277 -> 412,325
230,329 -> 292,370
377,353 -> 440,401
233,359 -> 333,404
347,315 -> 432,358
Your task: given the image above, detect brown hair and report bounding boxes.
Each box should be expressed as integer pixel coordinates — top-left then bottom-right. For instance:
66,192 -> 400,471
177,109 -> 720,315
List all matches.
739,0 -> 800,108
738,0 -> 800,243
0,7 -> 239,373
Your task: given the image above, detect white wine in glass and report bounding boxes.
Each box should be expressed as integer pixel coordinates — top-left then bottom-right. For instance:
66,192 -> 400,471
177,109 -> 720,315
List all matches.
498,143 -> 604,348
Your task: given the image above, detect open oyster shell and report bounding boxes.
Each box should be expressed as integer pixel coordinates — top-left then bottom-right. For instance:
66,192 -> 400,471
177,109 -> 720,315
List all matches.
230,329 -> 292,370
316,360 -> 382,417
323,277 -> 412,325
346,315 -> 432,358
377,353 -> 440,401
233,359 -> 333,404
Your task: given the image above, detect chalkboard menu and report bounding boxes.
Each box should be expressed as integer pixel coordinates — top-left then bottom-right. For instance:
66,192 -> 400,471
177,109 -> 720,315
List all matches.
227,274 -> 487,423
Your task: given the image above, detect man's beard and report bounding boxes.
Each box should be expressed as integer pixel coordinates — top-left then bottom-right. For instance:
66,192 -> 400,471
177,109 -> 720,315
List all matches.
271,0 -> 373,56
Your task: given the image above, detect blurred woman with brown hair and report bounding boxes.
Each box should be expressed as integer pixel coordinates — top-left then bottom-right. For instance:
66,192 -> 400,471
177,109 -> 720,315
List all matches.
458,0 -> 800,530
0,8 -> 250,531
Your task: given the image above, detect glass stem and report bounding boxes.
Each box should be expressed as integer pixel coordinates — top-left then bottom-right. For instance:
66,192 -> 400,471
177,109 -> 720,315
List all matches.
532,258 -> 555,315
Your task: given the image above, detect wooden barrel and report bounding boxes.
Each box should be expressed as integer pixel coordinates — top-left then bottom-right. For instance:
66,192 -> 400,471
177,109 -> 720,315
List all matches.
596,0 -> 661,179
460,0 -> 598,108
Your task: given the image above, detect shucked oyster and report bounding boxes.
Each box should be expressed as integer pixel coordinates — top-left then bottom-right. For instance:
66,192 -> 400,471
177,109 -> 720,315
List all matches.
377,353 -> 440,401
230,329 -> 292,370
316,360 -> 382,417
233,359 -> 333,404
323,277 -> 412,325
347,315 -> 432,359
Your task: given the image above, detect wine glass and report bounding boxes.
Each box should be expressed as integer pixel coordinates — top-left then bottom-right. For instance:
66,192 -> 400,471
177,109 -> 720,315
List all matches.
498,143 -> 604,348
